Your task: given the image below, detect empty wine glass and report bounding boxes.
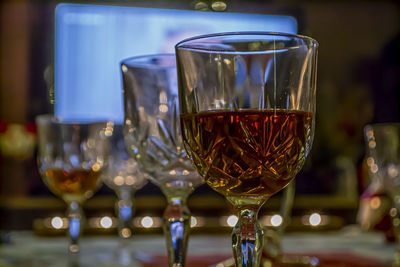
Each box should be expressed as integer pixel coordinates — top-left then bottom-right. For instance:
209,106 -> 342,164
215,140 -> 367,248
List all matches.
263,181 -> 295,260
36,114 -> 111,264
176,32 -> 318,266
121,54 -> 203,267
364,123 -> 400,266
101,124 -> 147,266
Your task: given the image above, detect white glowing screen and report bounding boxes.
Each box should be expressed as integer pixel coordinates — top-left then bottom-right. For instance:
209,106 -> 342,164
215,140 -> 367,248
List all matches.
55,4 -> 297,123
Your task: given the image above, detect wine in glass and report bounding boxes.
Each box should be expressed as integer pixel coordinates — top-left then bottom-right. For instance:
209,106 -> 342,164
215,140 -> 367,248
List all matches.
101,124 -> 147,266
36,115 -> 111,262
176,32 -> 318,266
121,54 -> 203,267
364,123 -> 400,266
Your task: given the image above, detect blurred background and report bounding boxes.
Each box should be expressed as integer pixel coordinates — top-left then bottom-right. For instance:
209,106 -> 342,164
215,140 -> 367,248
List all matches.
0,0 -> 399,236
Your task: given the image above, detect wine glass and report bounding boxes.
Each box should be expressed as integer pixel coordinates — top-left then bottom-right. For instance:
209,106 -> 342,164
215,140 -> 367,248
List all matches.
176,32 -> 318,266
121,54 -> 203,267
35,115 -> 111,263
364,123 -> 400,266
101,124 -> 147,266
263,180 -> 295,260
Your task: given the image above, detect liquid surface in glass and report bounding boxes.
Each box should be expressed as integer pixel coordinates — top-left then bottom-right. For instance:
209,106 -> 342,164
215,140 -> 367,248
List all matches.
181,109 -> 312,198
43,168 -> 102,203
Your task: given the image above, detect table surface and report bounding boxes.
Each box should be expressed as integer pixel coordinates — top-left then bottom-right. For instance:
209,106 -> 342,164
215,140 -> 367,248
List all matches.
0,226 -> 396,267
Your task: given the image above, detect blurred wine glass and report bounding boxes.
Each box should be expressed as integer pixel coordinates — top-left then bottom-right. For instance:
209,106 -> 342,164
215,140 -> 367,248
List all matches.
121,54 -> 203,267
36,115 -> 110,265
263,181 -> 295,259
263,180 -> 320,266
364,123 -> 400,266
101,124 -> 147,266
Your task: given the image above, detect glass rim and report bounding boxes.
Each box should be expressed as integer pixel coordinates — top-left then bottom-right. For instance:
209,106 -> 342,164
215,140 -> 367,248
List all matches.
175,31 -> 318,52
120,53 -> 175,69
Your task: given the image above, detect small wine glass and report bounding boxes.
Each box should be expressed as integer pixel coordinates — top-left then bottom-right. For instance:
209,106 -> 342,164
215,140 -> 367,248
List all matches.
121,54 -> 203,267
101,124 -> 147,266
176,32 -> 318,266
364,123 -> 400,266
36,115 -> 111,264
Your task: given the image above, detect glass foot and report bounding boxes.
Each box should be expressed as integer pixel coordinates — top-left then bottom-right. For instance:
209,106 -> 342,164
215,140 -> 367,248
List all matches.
263,255 -> 320,267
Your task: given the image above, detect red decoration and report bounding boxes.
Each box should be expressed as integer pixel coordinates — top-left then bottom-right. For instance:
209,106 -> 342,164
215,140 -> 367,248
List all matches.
0,121 -> 7,133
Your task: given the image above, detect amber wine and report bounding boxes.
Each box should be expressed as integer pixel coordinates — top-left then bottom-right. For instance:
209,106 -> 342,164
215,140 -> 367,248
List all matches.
43,169 -> 102,203
181,110 -> 312,198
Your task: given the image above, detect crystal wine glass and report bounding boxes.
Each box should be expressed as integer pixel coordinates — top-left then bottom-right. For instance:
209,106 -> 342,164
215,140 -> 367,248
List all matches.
121,54 -> 203,267
364,123 -> 400,266
101,124 -> 147,266
36,115 -> 111,262
176,32 -> 318,266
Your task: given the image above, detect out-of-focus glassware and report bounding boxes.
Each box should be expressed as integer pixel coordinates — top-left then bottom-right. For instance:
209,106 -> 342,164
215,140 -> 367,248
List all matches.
176,32 -> 318,267
264,180 -> 320,266
263,181 -> 295,259
121,54 -> 203,267
101,124 -> 147,266
364,123 -> 400,266
36,114 -> 110,264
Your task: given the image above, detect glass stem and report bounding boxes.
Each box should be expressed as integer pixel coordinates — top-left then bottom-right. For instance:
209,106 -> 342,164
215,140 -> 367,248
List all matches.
67,201 -> 83,255
163,197 -> 190,267
116,189 -> 135,265
117,189 -> 135,239
278,180 -> 295,235
232,207 -> 264,267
